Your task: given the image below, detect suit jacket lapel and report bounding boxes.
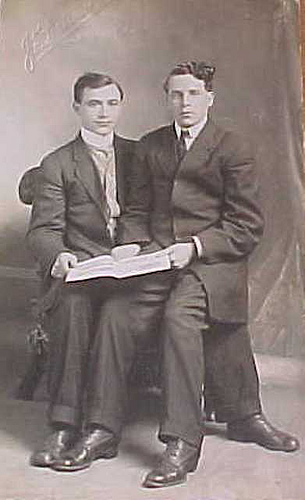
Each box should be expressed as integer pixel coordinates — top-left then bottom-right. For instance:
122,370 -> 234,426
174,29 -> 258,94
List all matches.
72,134 -> 107,217
158,125 -> 179,178
114,135 -> 126,208
176,119 -> 224,175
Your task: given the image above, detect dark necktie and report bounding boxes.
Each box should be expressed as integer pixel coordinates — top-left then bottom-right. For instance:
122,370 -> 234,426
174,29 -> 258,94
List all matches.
176,129 -> 190,163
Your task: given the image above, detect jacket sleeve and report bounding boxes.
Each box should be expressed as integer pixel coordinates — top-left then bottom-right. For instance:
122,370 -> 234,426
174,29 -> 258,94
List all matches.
197,133 -> 264,263
118,138 -> 153,245
26,153 -> 71,278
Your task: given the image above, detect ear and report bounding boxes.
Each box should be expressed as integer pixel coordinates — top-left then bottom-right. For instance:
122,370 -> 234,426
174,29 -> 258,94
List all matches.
118,98 -> 125,110
72,101 -> 80,113
208,92 -> 215,107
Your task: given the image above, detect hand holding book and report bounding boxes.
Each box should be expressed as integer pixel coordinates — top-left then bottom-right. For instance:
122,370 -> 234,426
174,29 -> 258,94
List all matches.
65,244 -> 172,282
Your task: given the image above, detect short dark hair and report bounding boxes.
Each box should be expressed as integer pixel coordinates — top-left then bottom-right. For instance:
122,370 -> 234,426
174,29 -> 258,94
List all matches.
163,61 -> 216,93
73,72 -> 124,103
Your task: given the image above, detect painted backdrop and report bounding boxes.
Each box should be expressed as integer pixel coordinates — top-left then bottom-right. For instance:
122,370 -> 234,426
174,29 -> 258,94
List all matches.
0,0 -> 304,355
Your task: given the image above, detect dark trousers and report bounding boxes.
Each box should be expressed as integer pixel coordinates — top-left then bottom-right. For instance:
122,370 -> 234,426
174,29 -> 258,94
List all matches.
46,273 -> 173,428
158,272 -> 261,446
47,280 -> 97,427
59,270 -> 261,446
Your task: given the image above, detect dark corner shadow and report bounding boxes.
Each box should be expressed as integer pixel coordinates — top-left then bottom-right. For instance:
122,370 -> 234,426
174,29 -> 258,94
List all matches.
0,318 -> 49,452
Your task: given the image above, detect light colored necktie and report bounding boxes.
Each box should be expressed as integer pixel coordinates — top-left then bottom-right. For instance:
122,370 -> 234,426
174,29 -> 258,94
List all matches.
91,148 -> 120,241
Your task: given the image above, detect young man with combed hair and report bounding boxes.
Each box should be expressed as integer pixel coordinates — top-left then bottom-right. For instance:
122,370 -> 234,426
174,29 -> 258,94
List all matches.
27,72 -> 136,467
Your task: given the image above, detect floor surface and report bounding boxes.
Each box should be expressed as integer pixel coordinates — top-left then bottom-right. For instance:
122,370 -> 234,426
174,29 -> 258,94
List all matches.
0,317 -> 304,500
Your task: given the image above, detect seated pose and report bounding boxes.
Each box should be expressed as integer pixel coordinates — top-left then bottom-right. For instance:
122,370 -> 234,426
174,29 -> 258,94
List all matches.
26,71 -> 137,467
51,61 -> 299,488
25,69 -> 231,470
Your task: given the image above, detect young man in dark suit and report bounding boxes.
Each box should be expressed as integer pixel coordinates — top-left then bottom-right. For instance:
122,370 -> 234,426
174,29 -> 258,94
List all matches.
26,72 -> 137,467
51,62 -> 299,485
130,61 -> 300,487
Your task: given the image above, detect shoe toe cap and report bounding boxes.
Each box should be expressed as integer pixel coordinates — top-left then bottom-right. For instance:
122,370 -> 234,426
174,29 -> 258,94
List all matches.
142,465 -> 186,488
282,436 -> 300,452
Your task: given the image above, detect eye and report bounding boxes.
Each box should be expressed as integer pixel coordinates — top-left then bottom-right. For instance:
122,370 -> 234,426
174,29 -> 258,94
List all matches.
170,91 -> 182,100
87,100 -> 99,107
108,99 -> 120,106
189,89 -> 202,96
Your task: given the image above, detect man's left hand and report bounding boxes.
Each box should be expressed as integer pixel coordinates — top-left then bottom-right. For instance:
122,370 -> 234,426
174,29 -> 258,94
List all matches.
167,242 -> 195,269
111,244 -> 141,260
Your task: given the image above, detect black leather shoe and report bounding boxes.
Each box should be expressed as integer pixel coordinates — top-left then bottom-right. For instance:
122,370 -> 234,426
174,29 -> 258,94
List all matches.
142,438 -> 201,488
228,413 -> 300,452
30,428 -> 77,467
51,427 -> 119,472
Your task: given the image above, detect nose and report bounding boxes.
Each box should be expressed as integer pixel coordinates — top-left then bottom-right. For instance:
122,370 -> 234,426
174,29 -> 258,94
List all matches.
98,102 -> 107,116
181,93 -> 190,107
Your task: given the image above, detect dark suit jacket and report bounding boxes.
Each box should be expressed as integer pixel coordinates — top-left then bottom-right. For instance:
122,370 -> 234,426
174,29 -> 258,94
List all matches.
119,120 -> 264,323
27,134 -> 136,282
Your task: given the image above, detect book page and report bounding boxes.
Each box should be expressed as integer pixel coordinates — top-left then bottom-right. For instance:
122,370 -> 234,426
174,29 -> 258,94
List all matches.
65,249 -> 172,282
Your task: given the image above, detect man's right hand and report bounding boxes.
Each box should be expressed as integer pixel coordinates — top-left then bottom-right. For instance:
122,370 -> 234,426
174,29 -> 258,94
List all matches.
51,252 -> 78,279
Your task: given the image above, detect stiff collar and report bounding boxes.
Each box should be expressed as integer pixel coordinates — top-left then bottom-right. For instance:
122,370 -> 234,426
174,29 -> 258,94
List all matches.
81,127 -> 114,150
174,117 -> 207,141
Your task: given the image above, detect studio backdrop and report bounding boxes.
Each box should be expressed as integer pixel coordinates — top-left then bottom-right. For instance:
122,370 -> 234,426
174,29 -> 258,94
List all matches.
0,0 -> 304,356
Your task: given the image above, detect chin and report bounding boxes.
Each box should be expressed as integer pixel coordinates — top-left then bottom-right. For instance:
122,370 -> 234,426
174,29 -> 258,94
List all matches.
96,128 -> 112,135
178,115 -> 195,125
179,120 -> 194,128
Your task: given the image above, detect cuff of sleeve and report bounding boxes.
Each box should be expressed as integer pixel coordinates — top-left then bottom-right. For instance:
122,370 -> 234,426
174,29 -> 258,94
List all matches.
192,236 -> 203,258
50,258 -> 59,277
50,251 -> 73,277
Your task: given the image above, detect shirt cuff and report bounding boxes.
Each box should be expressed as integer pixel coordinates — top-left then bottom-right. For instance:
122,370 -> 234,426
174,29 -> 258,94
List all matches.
50,257 -> 60,277
50,252 -> 73,277
192,236 -> 203,258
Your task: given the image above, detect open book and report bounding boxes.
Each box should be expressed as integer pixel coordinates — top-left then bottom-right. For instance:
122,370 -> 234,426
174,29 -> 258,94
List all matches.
65,248 -> 172,282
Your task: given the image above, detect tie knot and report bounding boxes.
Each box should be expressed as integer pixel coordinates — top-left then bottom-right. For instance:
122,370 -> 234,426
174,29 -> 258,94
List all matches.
92,148 -> 114,165
95,147 -> 112,156
181,129 -> 190,140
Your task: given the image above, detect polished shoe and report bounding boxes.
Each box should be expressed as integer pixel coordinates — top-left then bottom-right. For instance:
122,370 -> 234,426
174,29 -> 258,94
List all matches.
51,427 -> 119,472
142,438 -> 201,488
228,413 -> 300,452
30,427 -> 77,467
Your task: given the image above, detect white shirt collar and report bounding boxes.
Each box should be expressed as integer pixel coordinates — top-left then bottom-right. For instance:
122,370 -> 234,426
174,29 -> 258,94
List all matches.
174,117 -> 208,141
81,127 -> 114,150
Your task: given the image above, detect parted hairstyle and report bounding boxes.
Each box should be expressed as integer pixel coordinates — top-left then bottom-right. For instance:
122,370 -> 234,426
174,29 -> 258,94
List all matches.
73,72 -> 124,103
163,61 -> 216,93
